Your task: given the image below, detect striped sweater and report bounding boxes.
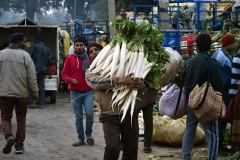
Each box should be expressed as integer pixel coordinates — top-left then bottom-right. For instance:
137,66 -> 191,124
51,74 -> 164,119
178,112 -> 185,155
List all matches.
229,54 -> 240,96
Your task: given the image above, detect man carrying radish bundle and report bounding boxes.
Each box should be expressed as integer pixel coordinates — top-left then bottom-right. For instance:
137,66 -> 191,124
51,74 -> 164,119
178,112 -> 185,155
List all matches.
61,36 -> 95,146
86,71 -> 157,159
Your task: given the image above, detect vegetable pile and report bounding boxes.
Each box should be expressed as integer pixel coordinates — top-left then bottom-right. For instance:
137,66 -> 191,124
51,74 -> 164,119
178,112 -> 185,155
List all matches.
89,17 -> 170,121
210,29 -> 240,56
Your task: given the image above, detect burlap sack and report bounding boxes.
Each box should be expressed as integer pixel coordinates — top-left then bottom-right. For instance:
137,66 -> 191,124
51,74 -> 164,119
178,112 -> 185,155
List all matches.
152,115 -> 206,146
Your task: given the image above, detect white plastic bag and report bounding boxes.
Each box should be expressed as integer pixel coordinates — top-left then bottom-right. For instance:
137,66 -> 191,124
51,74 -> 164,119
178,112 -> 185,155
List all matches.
159,47 -> 183,87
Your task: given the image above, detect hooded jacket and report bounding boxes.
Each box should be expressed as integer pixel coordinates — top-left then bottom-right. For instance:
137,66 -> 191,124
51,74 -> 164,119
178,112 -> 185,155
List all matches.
61,54 -> 92,92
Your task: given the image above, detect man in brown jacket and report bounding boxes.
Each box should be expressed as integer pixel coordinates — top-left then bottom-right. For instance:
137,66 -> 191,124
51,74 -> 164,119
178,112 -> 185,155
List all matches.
0,33 -> 38,154
86,71 -> 157,160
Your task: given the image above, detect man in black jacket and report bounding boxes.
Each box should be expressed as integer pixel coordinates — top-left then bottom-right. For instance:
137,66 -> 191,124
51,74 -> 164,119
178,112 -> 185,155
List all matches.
29,34 -> 52,108
182,34 -> 224,160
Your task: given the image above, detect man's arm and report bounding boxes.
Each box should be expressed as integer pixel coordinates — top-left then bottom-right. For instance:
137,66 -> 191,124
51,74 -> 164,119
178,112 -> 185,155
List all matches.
61,57 -> 74,84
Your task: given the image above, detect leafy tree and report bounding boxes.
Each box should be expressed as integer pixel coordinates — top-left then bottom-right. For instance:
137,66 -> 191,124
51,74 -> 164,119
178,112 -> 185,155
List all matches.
7,0 -> 62,21
90,0 -> 108,21
64,0 -> 85,20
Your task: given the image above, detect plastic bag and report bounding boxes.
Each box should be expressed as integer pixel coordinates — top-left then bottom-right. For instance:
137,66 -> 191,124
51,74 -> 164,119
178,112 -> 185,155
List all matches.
159,47 -> 183,87
152,116 -> 206,146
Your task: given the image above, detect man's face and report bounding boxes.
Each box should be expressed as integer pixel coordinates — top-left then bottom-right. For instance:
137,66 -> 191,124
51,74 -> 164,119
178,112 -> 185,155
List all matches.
18,37 -> 27,48
120,11 -> 127,19
88,46 -> 101,60
226,42 -> 236,54
74,42 -> 85,54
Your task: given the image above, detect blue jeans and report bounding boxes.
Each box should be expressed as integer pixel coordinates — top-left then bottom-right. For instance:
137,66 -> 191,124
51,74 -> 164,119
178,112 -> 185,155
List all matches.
30,73 -> 45,105
70,90 -> 94,142
182,106 -> 218,160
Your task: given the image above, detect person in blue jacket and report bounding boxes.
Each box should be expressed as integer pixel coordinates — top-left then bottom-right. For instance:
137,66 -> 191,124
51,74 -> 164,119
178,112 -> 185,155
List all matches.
212,34 -> 236,155
29,34 -> 53,108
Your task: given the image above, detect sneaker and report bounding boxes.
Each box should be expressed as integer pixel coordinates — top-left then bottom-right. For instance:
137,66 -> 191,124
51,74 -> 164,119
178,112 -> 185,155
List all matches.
72,140 -> 85,146
3,136 -> 15,154
218,148 -> 228,156
86,136 -> 94,145
143,147 -> 152,153
15,146 -> 24,154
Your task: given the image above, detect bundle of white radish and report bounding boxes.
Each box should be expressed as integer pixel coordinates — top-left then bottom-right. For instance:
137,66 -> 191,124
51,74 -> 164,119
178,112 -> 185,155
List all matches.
89,18 -> 171,122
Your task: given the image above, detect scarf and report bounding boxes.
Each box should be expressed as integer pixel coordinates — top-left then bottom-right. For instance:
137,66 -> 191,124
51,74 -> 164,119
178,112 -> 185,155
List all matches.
9,43 -> 22,49
74,50 -> 89,71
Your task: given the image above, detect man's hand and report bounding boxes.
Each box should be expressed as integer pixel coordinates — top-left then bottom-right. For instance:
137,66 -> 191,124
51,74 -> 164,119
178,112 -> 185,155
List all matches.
118,73 -> 134,86
130,78 -> 146,90
72,79 -> 78,85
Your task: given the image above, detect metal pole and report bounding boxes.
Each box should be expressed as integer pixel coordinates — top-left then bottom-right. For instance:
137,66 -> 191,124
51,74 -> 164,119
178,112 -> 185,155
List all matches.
38,0 -> 40,22
108,0 -> 116,38
74,0 -> 77,20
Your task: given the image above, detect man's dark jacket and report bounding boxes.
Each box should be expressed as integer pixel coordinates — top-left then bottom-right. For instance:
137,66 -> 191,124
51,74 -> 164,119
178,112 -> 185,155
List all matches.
29,42 -> 51,74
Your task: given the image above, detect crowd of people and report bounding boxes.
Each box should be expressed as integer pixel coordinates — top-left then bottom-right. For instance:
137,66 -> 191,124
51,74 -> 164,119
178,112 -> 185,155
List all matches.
1,10 -> 240,160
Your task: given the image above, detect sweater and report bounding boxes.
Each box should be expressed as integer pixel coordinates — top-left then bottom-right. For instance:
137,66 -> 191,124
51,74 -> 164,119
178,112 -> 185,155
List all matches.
229,54 -> 240,97
185,52 -> 223,99
61,54 -> 92,92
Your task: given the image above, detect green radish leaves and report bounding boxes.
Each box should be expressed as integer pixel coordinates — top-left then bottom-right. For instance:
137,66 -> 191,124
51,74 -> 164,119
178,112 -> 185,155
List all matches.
110,18 -> 170,90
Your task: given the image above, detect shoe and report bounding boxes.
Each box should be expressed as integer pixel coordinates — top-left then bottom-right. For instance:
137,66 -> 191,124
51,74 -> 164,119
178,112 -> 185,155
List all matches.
3,136 -> 15,154
218,148 -> 228,156
86,136 -> 94,145
72,140 -> 86,146
143,147 -> 152,153
219,145 -> 231,153
15,146 -> 24,154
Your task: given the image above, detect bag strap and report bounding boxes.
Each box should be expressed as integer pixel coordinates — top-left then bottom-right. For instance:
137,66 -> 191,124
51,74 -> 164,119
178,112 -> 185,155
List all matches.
174,64 -> 186,115
195,57 -> 211,109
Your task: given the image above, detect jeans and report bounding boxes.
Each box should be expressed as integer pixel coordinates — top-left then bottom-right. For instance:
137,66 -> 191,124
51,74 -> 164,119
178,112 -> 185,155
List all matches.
182,106 -> 218,160
0,97 -> 28,147
70,90 -> 94,142
30,73 -> 45,105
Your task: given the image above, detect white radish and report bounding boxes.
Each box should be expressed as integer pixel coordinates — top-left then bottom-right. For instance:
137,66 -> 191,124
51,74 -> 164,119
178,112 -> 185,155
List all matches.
89,46 -> 107,70
96,45 -> 112,66
120,92 -> 133,122
91,63 -> 104,74
116,42 -> 127,78
130,90 -> 137,126
142,67 -> 152,78
139,58 -> 147,78
124,51 -> 134,76
110,43 -> 121,80
101,54 -> 113,70
135,51 -> 144,78
125,50 -> 131,63
128,51 -> 138,74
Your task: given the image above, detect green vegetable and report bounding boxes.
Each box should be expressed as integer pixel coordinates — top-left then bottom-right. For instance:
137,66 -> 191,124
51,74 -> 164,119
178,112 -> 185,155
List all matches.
110,18 -> 170,90
224,151 -> 240,160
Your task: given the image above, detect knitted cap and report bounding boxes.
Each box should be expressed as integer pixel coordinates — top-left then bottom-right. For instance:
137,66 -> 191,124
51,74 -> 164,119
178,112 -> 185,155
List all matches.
87,43 -> 103,55
221,35 -> 236,47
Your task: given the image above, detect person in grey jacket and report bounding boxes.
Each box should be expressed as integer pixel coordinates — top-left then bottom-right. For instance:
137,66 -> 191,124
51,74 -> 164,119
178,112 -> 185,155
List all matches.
29,34 -> 52,108
0,33 -> 38,154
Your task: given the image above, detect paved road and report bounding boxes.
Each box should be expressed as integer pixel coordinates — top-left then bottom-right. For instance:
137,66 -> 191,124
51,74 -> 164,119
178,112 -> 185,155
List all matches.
0,93 -> 228,160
